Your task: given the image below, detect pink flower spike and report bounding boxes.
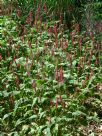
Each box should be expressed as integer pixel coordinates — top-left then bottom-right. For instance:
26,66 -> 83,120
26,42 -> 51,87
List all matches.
56,98 -> 58,108
63,40 -> 68,50
14,56 -> 16,62
59,67 -> 64,83
0,54 -> 2,61
59,95 -> 62,103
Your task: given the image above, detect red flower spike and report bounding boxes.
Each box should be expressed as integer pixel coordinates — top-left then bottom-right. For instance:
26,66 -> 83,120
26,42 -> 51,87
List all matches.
48,27 -> 52,33
43,2 -> 47,12
62,40 -> 68,50
54,24 -> 57,36
85,75 -> 89,81
75,23 -> 80,33
8,51 -> 10,57
55,38 -> 58,48
56,98 -> 58,109
23,27 -> 27,35
10,60 -> 12,64
9,61 -> 12,71
17,64 -> 20,69
77,64 -> 80,73
51,48 -> 55,56
60,14 -> 63,24
96,83 -> 99,91
95,58 -> 99,65
59,95 -> 62,103
42,60 -> 44,66
62,102 -> 65,109
44,73 -> 46,81
21,36 -> 24,43
15,76 -> 19,87
14,56 -> 16,61
44,23 -> 47,30
50,99 -> 53,107
70,32 -> 75,47
29,11 -> 33,19
37,73 -> 40,80
90,31 -> 94,38
27,70 -> 30,77
32,80 -> 36,91
79,37 -> 82,47
18,44 -> 20,49
89,70 -> 93,79
26,57 -> 28,63
87,59 -> 91,66
59,67 -> 64,83
16,10 -> 21,18
28,41 -> 31,48
0,54 -> 2,61
26,10 -> 33,25
90,50 -> 93,57
55,68 -> 59,81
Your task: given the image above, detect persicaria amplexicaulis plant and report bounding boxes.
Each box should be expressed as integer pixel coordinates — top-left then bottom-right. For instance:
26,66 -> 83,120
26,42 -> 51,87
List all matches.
1,12 -> 101,135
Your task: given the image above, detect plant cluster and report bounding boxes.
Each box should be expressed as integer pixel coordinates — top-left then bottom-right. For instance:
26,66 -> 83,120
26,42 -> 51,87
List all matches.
0,15 -> 102,135
2,0 -> 85,28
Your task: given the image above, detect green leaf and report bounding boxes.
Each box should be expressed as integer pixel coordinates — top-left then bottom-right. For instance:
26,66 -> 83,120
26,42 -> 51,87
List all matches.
39,111 -> 46,119
3,113 -> 10,120
29,115 -> 37,120
72,111 -> 85,117
22,125 -> 29,131
64,73 -> 70,79
44,128 -> 51,136
72,60 -> 77,66
15,119 -> 24,127
32,97 -> 38,107
53,124 -> 59,135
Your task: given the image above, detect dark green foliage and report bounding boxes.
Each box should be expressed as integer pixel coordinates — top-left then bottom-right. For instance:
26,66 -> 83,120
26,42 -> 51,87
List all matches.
2,0 -> 102,30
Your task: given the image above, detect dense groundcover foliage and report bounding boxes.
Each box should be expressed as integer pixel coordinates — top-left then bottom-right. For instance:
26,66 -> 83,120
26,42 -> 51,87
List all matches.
0,0 -> 102,135
0,15 -> 102,136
